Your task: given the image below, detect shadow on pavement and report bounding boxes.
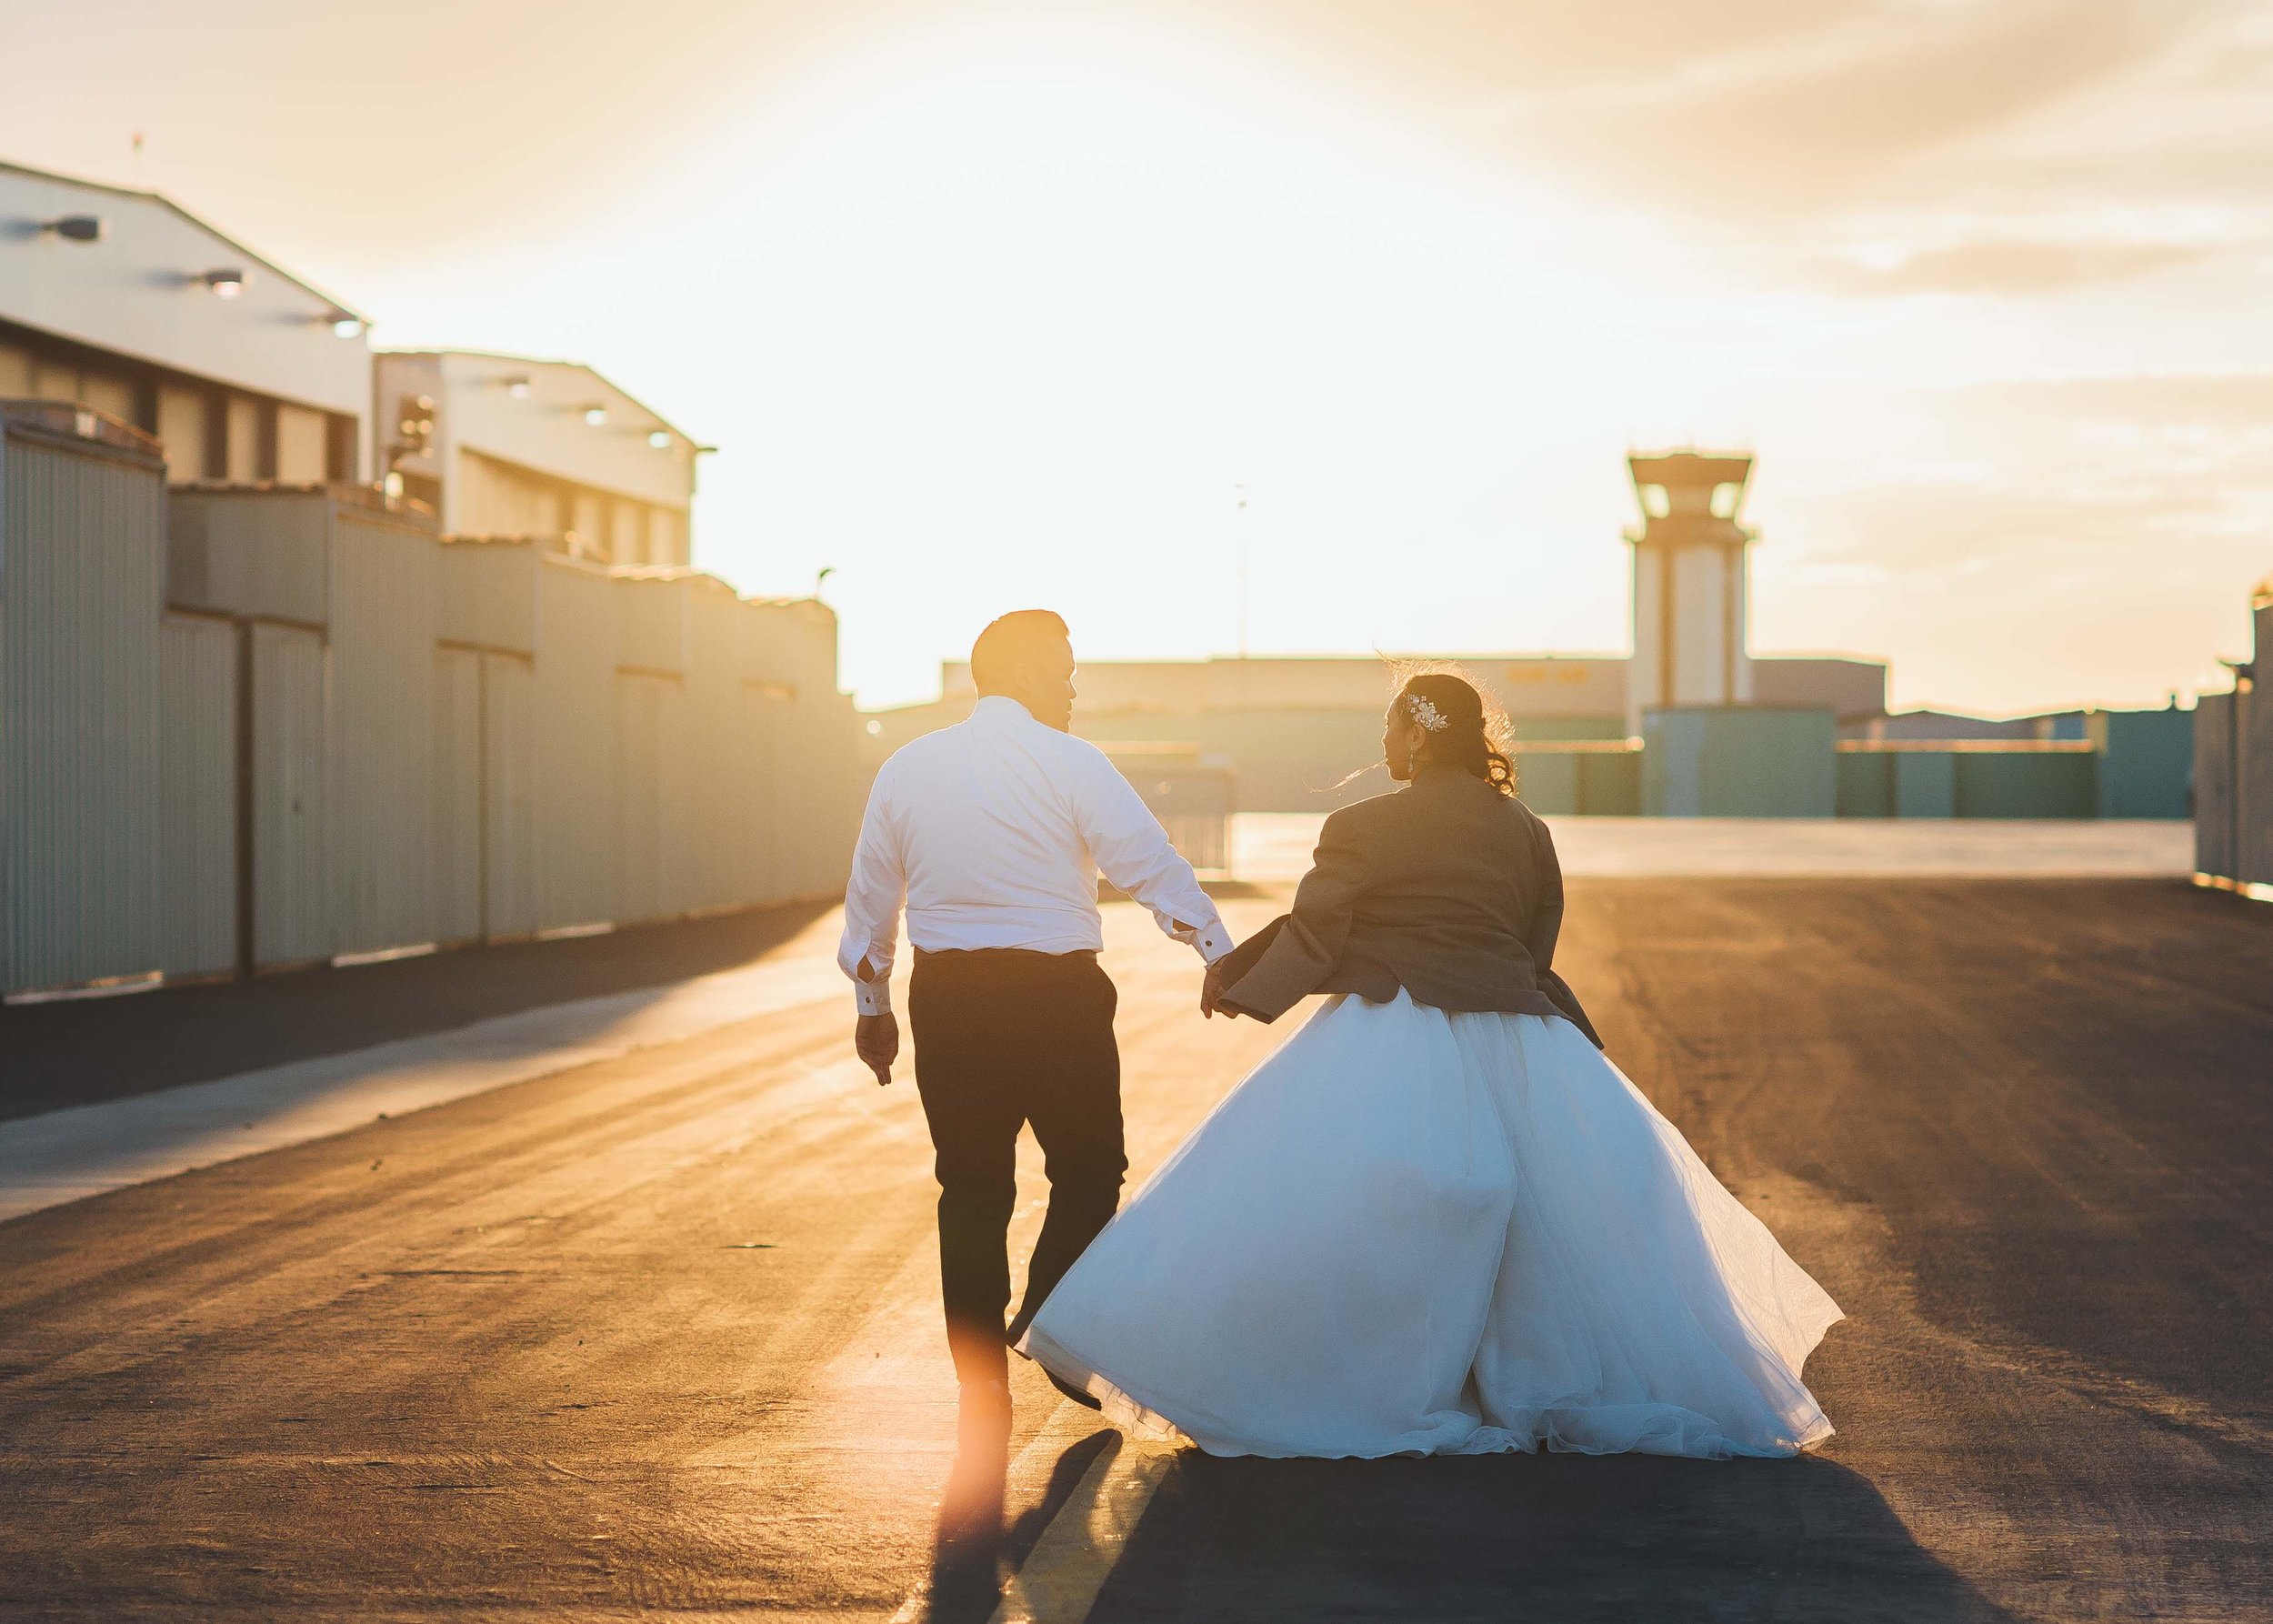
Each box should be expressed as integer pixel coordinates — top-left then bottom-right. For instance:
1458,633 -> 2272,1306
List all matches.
916,1425 -> 1119,1624
1086,1448 -> 2019,1624
0,897 -> 837,1122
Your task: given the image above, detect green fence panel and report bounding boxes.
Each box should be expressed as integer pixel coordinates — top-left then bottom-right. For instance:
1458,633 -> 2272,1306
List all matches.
1954,752 -> 2098,817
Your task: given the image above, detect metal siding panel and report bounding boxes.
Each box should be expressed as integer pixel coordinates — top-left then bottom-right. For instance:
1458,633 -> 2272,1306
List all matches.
327,509 -> 439,955
741,685 -> 786,906
534,557 -> 616,931
165,488 -> 329,625
2240,687 -> 2273,888
1952,751 -> 2099,819
1576,748 -> 1641,816
1836,750 -> 1893,818
431,646 -> 483,944
436,538 -> 537,656
158,615 -> 238,977
2,428 -> 165,993
613,673 -> 663,921
816,691 -> 863,896
483,654 -> 539,937
686,587 -> 744,912
778,606 -> 859,899
250,622 -> 327,966
2095,708 -> 2194,820
2193,694 -> 2234,879
1511,749 -> 1579,816
615,574 -> 686,676
1893,751 -> 1958,818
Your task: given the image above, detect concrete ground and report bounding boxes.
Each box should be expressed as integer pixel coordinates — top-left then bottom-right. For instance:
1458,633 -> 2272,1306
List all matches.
2,850 -> 2268,1619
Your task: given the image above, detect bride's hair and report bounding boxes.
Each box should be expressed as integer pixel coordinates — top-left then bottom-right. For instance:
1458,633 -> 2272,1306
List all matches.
1394,667 -> 1518,798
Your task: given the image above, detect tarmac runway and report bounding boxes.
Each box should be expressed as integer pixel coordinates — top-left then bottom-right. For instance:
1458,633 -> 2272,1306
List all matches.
2,867 -> 2268,1620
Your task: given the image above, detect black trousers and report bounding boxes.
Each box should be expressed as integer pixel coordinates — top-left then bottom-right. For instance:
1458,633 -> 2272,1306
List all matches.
909,948 -> 1126,1389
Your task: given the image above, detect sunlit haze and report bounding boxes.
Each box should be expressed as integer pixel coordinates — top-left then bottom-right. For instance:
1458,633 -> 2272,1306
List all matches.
9,1 -> 2270,711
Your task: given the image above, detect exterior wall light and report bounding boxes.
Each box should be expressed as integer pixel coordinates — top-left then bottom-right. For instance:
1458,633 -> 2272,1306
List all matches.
648,429 -> 671,449
44,216 -> 105,242
583,406 -> 608,426
203,267 -> 247,297
328,313 -> 365,338
505,376 -> 532,399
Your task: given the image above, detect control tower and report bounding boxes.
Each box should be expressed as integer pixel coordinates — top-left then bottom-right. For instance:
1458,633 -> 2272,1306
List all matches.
1625,450 -> 1756,736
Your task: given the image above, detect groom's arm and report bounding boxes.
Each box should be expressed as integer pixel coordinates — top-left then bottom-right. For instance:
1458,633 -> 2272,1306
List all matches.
838,764 -> 907,1083
1072,752 -> 1234,967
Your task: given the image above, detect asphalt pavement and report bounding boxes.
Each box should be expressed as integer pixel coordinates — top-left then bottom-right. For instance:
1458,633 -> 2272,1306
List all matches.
1,875 -> 2268,1621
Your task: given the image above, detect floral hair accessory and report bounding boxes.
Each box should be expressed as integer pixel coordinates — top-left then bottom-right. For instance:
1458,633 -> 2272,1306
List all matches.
1406,694 -> 1450,732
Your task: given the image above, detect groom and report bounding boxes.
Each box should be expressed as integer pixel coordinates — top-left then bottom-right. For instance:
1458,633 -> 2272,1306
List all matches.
838,610 -> 1234,1430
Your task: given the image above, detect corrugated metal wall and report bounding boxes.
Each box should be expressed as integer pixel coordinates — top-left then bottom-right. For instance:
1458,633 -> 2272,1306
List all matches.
7,459 -> 869,991
2243,606 -> 2273,893
157,614 -> 238,977
614,672 -> 664,920
2192,694 -> 2235,881
168,491 -> 330,625
432,645 -> 483,945
683,579 -> 747,914
437,538 -> 536,657
483,653 -> 539,937
328,508 -> 439,957
2,421 -> 165,995
249,621 -> 327,967
2240,682 -> 2272,892
739,682 -> 787,906
613,670 -> 688,923
533,556 -> 617,933
743,596 -> 861,902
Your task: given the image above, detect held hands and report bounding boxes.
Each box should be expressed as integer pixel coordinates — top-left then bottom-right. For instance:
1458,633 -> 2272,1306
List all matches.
1200,962 -> 1238,1020
856,1012 -> 899,1087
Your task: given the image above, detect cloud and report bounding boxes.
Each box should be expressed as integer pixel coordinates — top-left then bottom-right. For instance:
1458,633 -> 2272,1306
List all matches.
1238,0 -> 2222,215
1508,0 -> 2196,213
1943,370 -> 2273,426
1817,237 -> 2222,294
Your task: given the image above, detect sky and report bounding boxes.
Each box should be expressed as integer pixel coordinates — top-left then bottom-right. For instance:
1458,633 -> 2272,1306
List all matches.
5,0 -> 2270,713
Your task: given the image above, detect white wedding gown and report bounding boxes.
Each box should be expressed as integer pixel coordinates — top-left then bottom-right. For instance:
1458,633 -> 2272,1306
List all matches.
1018,991 -> 1841,1459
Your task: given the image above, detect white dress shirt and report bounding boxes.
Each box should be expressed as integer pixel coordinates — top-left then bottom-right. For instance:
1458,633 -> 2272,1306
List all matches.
839,696 -> 1235,1015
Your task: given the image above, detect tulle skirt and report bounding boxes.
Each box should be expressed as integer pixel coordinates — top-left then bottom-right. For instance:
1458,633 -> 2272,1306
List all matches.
1018,990 -> 1841,1459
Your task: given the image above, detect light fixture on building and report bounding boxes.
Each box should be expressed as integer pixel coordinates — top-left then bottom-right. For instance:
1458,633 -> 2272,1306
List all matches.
326,311 -> 365,338
504,376 -> 531,399
647,429 -> 671,449
43,215 -> 105,242
202,267 -> 247,298
583,405 -> 608,426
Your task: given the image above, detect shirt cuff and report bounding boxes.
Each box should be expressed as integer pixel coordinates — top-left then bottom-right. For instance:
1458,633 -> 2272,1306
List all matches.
854,977 -> 892,1018
1190,920 -> 1235,964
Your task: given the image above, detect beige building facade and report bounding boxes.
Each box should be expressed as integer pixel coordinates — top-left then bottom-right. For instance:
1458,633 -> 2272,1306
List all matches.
0,159 -> 370,486
375,351 -> 698,566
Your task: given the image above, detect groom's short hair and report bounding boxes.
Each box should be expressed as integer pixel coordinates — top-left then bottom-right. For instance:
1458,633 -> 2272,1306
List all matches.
970,609 -> 1070,692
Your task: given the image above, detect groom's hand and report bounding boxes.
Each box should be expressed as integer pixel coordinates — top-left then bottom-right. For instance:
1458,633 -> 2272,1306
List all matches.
856,1012 -> 899,1087
1200,962 -> 1230,1019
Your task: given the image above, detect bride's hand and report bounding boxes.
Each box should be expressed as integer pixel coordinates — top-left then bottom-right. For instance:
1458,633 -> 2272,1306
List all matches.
1201,963 -> 1230,1019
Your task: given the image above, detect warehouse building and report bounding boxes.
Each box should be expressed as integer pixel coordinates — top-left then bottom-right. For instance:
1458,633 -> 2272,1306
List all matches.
0,159 -> 370,484
374,351 -> 697,567
0,156 -> 865,1004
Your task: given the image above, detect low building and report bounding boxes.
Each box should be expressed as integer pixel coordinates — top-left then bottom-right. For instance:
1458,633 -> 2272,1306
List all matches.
375,350 -> 700,567
870,650 -> 1886,815
0,158 -> 370,485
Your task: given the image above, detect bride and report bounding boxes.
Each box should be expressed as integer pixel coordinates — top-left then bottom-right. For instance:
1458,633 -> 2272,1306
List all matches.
1017,670 -> 1842,1460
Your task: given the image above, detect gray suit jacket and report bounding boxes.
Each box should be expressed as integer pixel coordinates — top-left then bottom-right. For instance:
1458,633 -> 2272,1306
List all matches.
1217,767 -> 1601,1045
